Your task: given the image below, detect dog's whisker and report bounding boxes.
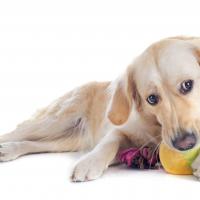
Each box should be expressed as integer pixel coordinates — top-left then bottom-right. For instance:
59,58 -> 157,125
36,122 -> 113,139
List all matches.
155,141 -> 162,170
137,134 -> 161,152
148,142 -> 160,169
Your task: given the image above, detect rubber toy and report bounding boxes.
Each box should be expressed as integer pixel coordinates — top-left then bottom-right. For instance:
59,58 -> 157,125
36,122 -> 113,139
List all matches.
159,142 -> 200,175
118,144 -> 200,175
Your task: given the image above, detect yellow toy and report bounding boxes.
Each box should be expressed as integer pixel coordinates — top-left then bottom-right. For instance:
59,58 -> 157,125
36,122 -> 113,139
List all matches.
159,142 -> 200,175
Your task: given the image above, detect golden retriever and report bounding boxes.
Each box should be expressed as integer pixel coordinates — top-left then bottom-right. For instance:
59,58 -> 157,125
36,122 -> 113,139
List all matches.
1,36 -> 200,182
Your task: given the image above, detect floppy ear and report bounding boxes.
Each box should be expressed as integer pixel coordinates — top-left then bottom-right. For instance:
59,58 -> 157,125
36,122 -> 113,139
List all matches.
184,37 -> 200,63
107,66 -> 139,126
168,37 -> 200,62
193,42 -> 200,64
169,37 -> 200,62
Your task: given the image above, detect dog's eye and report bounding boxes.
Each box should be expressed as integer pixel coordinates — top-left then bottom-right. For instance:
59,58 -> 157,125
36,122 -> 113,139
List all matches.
180,80 -> 193,94
147,94 -> 159,105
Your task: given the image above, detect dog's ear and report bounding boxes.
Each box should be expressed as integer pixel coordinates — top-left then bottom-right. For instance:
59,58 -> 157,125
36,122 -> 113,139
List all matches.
169,37 -> 200,63
107,66 -> 140,126
185,37 -> 200,63
193,44 -> 200,64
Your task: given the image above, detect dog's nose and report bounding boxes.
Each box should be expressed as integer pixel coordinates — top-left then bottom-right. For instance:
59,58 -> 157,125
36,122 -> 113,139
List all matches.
172,132 -> 197,151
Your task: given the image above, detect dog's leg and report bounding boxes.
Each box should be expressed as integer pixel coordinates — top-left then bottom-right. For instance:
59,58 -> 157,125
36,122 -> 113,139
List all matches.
0,88 -> 89,145
0,116 -> 82,143
71,131 -> 127,182
0,140 -> 74,162
0,114 -> 88,161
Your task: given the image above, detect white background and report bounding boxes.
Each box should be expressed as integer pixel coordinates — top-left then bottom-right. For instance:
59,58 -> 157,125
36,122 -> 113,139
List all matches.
0,0 -> 199,199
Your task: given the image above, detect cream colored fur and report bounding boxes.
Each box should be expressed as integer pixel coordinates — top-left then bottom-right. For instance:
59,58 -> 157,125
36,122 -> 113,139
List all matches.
1,37 -> 200,182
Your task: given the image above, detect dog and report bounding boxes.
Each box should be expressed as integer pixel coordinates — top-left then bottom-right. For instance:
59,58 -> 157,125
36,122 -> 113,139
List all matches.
1,36 -> 200,182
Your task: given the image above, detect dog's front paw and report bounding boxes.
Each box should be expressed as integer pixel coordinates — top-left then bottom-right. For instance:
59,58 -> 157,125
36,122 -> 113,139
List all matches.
193,168 -> 200,180
0,142 -> 21,162
191,155 -> 200,181
71,153 -> 108,182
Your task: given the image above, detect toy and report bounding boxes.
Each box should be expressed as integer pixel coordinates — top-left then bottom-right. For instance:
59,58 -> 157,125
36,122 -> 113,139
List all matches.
159,142 -> 200,175
118,143 -> 200,175
118,147 -> 160,169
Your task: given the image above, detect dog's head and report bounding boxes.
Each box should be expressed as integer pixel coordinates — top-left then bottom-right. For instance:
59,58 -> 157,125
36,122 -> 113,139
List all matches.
107,37 -> 200,151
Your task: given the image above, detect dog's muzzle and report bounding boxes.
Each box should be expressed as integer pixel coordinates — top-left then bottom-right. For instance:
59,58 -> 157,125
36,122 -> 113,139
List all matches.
172,131 -> 197,151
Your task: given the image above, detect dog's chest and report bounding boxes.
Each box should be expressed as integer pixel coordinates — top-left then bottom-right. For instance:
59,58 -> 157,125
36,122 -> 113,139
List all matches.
119,109 -> 161,146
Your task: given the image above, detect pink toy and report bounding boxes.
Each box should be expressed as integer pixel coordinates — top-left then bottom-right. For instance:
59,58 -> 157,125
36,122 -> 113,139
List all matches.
118,147 -> 160,169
